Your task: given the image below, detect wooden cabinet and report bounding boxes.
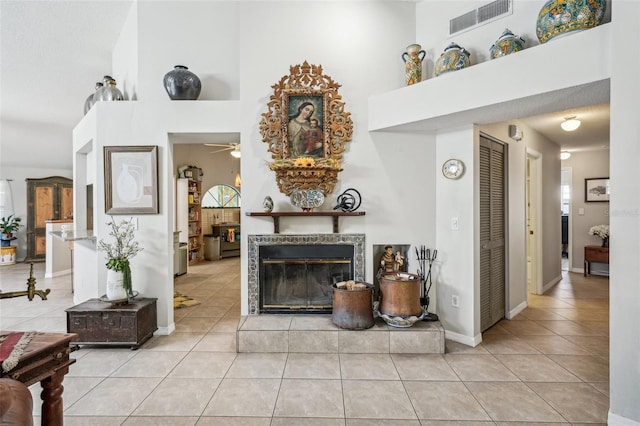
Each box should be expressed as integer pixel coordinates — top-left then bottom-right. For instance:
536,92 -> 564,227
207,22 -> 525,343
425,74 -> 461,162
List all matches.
66,298 -> 157,349
584,245 -> 609,276
26,176 -> 73,262
212,224 -> 240,258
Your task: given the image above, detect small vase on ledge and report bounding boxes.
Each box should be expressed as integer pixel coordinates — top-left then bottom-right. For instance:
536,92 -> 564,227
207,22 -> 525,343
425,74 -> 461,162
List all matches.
602,237 -> 609,248
163,65 -> 202,100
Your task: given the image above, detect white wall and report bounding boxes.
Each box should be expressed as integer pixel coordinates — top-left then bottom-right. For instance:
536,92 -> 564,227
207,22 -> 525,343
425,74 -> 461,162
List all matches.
136,1 -> 240,102
609,2 -> 640,424
238,1 -> 436,314
434,126 -> 476,343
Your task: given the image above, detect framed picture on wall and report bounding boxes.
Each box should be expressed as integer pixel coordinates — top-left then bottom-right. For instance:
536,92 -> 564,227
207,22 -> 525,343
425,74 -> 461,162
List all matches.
104,145 -> 159,214
585,177 -> 610,202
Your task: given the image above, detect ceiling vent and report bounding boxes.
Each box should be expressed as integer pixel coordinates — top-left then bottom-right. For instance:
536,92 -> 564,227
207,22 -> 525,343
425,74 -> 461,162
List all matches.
450,0 -> 513,35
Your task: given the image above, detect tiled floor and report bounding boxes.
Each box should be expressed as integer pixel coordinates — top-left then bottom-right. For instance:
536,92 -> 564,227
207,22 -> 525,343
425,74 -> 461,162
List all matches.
0,258 -> 610,425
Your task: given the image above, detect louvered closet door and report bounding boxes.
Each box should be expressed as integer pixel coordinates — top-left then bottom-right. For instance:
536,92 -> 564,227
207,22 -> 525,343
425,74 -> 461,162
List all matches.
479,136 -> 506,332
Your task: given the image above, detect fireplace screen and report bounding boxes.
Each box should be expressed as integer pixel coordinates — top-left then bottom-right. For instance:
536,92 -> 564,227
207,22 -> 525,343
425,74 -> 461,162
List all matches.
259,244 -> 354,313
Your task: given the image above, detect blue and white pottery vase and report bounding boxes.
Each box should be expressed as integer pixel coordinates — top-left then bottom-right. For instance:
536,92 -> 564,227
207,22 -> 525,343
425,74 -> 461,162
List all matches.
536,0 -> 606,44
490,29 -> 526,59
290,189 -> 324,212
163,65 -> 202,100
434,43 -> 471,77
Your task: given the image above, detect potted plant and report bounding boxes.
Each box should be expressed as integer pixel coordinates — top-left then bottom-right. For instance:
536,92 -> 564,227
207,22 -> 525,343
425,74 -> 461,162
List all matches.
97,216 -> 143,301
0,214 -> 23,245
589,224 -> 609,247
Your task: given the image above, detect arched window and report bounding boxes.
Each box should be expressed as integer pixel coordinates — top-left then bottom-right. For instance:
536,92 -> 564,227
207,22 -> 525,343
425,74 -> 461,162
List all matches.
202,184 -> 241,208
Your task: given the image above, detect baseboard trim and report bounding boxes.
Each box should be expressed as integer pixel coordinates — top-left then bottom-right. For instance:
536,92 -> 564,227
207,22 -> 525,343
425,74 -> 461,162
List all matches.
156,323 -> 175,336
507,300 -> 527,319
543,274 -> 562,293
445,330 -> 482,347
609,412 -> 640,426
45,269 -> 72,279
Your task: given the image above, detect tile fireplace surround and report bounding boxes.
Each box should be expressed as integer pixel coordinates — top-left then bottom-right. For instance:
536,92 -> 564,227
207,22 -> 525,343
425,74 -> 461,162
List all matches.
244,233 -> 445,354
247,233 -> 366,315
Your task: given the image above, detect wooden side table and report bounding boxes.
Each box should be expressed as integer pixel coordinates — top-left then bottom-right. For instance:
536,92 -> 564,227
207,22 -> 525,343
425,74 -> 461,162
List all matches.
1,331 -> 77,426
66,298 -> 157,349
584,245 -> 609,276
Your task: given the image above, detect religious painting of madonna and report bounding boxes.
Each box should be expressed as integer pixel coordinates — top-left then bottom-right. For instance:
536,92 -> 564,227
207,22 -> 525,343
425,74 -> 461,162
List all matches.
284,93 -> 326,159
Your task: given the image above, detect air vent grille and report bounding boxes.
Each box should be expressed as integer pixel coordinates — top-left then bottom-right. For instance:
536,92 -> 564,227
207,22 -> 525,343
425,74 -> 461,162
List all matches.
450,0 -> 512,35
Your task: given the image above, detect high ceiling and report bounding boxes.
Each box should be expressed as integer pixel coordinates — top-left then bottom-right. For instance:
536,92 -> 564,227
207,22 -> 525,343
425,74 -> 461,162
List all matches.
0,1 -> 609,171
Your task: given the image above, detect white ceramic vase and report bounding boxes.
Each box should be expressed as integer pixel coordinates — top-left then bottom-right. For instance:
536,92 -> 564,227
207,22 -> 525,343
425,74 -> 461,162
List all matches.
106,269 -> 127,301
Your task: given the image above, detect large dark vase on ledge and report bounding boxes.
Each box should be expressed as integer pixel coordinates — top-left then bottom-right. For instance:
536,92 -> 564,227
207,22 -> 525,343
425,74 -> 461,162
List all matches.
163,65 -> 202,100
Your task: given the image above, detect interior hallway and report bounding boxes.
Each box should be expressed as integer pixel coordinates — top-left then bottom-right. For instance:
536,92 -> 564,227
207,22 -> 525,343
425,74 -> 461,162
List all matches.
0,258 -> 609,425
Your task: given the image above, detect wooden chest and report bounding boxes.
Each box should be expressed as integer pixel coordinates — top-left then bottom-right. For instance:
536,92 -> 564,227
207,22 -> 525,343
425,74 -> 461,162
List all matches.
66,298 -> 157,349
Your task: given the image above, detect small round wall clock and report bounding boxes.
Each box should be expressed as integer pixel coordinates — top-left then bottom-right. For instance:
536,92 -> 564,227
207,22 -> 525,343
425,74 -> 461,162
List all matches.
442,159 -> 465,179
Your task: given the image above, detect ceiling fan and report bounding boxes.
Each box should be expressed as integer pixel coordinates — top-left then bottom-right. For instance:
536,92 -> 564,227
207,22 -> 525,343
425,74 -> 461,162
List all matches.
205,143 -> 241,158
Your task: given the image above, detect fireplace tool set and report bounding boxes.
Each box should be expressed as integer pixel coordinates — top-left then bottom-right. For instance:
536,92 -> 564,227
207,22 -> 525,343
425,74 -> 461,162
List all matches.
416,245 -> 439,321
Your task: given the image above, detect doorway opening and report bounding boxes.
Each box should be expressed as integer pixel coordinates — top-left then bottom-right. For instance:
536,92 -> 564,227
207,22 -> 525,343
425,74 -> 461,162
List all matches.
561,168 -> 571,272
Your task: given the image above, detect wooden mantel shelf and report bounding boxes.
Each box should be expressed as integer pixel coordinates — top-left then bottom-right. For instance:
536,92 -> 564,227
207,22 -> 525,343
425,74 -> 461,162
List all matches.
246,211 -> 365,234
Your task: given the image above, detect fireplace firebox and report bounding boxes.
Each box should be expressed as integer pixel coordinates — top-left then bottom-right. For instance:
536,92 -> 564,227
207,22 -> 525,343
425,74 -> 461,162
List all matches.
248,234 -> 365,315
260,245 -> 353,313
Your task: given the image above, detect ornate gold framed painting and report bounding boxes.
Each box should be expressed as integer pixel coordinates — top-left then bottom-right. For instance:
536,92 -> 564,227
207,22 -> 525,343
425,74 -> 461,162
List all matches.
259,61 -> 353,195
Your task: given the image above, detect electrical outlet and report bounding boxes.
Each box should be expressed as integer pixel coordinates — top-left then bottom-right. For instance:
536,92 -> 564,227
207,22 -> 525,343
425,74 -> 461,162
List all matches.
451,294 -> 459,308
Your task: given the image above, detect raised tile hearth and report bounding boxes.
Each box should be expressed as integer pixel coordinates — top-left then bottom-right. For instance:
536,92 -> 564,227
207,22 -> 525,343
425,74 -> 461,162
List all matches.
237,315 -> 445,354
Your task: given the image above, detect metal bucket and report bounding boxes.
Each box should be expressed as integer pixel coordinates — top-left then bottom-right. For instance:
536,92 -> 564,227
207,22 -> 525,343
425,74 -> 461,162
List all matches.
331,283 -> 374,330
379,272 -> 422,317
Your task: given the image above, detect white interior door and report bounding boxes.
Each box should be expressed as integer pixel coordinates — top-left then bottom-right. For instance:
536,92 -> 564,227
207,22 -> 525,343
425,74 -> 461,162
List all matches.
526,149 -> 543,295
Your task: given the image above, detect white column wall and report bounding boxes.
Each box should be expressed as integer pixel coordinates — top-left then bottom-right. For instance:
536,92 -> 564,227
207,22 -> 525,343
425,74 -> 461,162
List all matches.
434,126 -> 477,343
609,2 -> 640,424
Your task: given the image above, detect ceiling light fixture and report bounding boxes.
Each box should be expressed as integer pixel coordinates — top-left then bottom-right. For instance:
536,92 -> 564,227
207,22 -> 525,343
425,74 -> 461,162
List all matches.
560,151 -> 571,160
561,115 -> 581,132
230,146 -> 241,158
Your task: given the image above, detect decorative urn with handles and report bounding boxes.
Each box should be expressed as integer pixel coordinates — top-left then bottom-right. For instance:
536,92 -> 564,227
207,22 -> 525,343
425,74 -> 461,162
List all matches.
490,29 -> 526,59
401,43 -> 426,86
434,42 -> 471,77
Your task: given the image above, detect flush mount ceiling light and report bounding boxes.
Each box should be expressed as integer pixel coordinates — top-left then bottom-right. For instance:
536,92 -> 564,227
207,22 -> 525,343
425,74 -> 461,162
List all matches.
561,115 -> 581,132
560,151 -> 571,160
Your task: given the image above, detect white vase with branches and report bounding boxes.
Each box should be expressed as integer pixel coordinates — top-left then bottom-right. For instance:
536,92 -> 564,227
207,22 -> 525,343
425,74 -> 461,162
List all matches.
98,217 -> 143,301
